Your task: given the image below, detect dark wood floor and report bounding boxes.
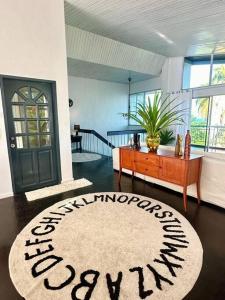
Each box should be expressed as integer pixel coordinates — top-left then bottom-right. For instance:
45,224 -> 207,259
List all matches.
0,157 -> 225,300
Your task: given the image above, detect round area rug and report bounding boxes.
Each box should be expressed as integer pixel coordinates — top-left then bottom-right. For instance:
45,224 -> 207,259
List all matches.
9,193 -> 203,300
72,152 -> 102,163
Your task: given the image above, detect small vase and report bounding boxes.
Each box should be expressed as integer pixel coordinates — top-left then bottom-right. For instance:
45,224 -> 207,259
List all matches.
146,134 -> 160,152
175,134 -> 183,156
184,130 -> 191,158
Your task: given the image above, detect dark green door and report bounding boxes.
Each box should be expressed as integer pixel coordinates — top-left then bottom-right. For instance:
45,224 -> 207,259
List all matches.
3,79 -> 60,193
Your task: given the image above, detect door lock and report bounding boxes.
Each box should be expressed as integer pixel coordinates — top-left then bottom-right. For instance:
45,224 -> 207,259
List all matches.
10,137 -> 16,149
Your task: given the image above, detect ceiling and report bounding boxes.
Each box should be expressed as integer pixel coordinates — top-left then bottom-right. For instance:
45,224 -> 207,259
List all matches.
67,58 -> 153,83
65,0 -> 225,57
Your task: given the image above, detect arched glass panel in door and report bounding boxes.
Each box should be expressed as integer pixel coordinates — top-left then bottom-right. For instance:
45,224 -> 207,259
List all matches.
11,86 -> 51,149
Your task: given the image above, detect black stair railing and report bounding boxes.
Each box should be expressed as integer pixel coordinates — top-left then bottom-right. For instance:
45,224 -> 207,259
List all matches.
74,128 -> 147,157
107,128 -> 147,154
76,129 -> 115,157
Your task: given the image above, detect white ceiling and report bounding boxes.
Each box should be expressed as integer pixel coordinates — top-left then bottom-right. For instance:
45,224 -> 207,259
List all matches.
66,25 -> 165,77
67,58 -> 153,83
65,0 -> 225,57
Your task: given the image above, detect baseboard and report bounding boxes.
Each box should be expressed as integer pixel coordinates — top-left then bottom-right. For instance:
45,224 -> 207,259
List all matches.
0,192 -> 14,200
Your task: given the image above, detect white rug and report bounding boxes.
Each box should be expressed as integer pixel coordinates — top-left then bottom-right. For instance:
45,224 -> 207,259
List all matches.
9,192 -> 203,300
25,178 -> 93,201
72,152 -> 102,163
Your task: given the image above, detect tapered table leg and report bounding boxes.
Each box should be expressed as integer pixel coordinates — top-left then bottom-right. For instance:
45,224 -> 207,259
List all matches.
196,158 -> 202,205
196,180 -> 201,205
118,168 -> 122,184
183,185 -> 187,212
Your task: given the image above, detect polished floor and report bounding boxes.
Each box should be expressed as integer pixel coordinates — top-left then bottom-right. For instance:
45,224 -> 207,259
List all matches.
0,157 -> 225,300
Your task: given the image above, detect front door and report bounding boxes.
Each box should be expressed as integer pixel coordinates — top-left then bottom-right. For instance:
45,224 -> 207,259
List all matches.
2,78 -> 60,193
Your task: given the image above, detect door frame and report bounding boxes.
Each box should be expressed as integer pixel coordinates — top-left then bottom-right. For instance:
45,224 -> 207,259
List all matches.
0,74 -> 62,193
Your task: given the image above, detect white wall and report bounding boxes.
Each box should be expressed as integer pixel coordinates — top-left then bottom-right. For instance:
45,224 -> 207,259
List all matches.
130,77 -> 161,94
161,57 -> 184,93
130,57 -> 184,95
68,76 -> 128,138
0,0 -> 73,199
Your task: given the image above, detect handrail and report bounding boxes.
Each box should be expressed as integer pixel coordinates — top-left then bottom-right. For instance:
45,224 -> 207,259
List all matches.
79,129 -> 115,149
107,128 -> 146,136
77,128 -> 146,156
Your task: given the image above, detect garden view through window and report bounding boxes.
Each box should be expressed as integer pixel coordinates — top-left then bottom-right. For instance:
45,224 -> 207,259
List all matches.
182,54 -> 225,152
191,96 -> 225,151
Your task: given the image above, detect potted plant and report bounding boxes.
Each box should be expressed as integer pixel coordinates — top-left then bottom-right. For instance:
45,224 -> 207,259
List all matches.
125,93 -> 185,152
159,129 -> 176,145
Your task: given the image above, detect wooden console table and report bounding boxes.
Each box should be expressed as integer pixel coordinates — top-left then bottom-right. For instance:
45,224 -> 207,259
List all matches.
119,146 -> 203,211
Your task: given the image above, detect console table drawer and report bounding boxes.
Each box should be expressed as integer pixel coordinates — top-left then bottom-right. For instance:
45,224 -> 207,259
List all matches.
134,152 -> 159,166
134,162 -> 159,177
120,148 -> 134,170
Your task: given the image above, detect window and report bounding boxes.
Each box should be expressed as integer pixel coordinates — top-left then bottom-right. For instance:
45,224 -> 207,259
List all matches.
212,58 -> 225,85
191,95 -> 225,151
183,54 -> 225,89
129,90 -> 161,125
183,56 -> 211,89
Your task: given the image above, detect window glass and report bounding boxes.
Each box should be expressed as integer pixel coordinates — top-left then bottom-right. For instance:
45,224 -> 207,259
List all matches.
19,87 -> 30,99
11,93 -> 25,103
190,64 -> 210,88
129,91 -> 160,126
136,93 -> 144,106
190,98 -> 209,147
145,90 -> 161,105
14,121 -> 26,134
27,121 -> 38,133
26,106 -> 37,118
29,135 -> 39,148
40,121 -> 50,132
129,94 -> 137,113
16,136 -> 28,149
31,87 -> 40,99
40,135 -> 51,147
12,105 -> 25,118
208,95 -> 225,149
183,55 -> 225,88
211,63 -> 225,85
129,93 -> 144,125
38,106 -> 49,118
36,94 -> 48,103
190,96 -> 225,151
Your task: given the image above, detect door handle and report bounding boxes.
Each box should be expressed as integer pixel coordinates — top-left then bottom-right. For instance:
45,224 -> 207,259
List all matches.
10,137 -> 16,149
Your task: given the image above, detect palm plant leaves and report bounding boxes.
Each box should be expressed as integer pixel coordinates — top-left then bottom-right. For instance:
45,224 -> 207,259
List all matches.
127,93 -> 186,136
159,129 -> 175,145
196,98 -> 209,119
212,65 -> 225,84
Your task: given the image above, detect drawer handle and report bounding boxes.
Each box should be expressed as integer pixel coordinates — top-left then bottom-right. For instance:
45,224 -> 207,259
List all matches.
145,157 -> 148,160
145,168 -> 148,171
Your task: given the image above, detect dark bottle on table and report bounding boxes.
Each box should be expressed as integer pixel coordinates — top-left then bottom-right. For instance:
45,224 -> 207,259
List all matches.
133,133 -> 140,149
